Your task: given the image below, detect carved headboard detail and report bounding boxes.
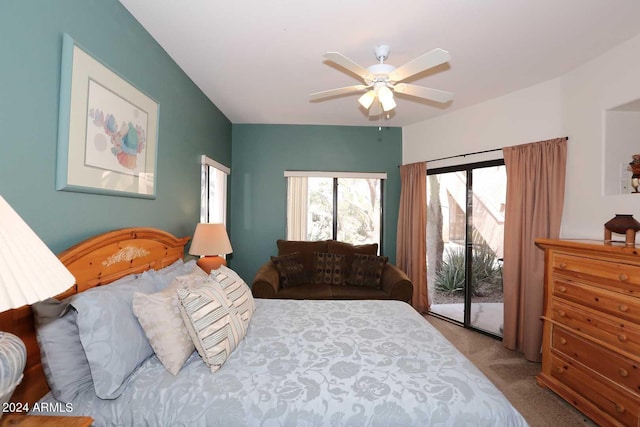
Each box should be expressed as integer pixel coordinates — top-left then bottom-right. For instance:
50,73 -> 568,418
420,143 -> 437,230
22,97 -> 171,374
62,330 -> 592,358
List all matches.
0,227 -> 190,405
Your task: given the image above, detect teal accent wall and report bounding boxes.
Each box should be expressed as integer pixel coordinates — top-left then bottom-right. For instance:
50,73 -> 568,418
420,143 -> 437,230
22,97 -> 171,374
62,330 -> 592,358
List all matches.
0,0 -> 231,253
230,124 -> 402,283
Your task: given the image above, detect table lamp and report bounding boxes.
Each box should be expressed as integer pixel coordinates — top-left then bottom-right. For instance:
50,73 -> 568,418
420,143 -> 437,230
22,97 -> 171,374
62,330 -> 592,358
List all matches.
188,223 -> 233,273
0,196 -> 75,416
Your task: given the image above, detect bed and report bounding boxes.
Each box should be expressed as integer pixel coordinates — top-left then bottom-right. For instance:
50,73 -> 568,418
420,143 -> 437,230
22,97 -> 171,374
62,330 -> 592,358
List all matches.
0,227 -> 527,426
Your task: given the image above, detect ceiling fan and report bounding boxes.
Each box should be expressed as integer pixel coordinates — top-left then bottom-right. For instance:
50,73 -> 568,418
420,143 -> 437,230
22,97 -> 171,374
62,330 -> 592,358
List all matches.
310,44 -> 453,116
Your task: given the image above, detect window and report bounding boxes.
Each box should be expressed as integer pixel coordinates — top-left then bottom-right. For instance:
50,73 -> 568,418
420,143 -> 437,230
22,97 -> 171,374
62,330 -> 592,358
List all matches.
285,171 -> 385,250
200,155 -> 229,224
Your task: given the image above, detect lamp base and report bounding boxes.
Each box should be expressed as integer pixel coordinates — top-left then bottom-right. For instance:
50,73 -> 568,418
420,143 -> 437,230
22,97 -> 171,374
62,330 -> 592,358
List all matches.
196,256 -> 227,274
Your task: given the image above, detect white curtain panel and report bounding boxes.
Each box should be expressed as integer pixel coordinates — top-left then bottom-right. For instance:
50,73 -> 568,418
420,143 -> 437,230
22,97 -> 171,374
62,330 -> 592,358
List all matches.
286,177 -> 308,240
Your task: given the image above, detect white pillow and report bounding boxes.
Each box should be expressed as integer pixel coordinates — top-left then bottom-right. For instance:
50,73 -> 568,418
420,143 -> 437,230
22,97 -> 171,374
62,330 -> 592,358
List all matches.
210,265 -> 256,330
132,268 -> 209,375
177,280 -> 246,373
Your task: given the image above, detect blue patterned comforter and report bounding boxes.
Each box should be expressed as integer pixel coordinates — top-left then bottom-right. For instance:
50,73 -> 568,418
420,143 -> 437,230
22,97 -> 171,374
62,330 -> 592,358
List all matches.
37,299 -> 527,426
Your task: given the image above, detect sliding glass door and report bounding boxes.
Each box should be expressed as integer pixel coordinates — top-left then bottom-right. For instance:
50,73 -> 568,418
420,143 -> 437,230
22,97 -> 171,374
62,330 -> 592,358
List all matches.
427,160 -> 505,337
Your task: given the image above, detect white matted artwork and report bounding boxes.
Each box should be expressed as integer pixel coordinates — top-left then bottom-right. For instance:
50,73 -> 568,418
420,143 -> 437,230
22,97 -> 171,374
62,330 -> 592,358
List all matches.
57,33 -> 158,198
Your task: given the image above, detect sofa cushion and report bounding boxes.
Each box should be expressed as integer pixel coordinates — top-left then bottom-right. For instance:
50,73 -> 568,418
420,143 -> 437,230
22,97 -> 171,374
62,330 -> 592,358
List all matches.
348,254 -> 388,288
271,252 -> 307,287
312,252 -> 346,285
277,239 -> 328,271
327,240 -> 378,273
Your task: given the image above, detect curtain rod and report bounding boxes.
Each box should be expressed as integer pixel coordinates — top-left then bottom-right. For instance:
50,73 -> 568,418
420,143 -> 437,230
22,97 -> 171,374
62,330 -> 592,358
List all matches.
401,136 -> 569,165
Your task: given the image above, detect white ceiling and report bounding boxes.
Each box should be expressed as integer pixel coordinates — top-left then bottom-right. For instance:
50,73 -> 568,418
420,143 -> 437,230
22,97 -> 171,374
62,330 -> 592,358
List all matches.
119,0 -> 640,127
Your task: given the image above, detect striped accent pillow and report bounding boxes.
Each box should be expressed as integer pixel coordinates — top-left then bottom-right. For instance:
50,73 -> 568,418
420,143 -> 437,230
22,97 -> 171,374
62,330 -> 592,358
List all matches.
177,280 -> 247,373
210,266 -> 256,330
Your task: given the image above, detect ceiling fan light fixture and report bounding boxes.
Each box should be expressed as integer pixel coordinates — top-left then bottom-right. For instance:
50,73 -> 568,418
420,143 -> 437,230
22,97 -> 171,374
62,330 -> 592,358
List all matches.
311,45 -> 453,116
381,96 -> 396,112
377,85 -> 396,112
358,90 -> 376,109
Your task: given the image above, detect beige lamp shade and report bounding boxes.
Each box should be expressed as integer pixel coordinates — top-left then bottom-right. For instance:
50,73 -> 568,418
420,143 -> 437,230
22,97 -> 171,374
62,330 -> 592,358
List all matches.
0,196 -> 75,312
189,223 -> 233,256
189,223 -> 232,273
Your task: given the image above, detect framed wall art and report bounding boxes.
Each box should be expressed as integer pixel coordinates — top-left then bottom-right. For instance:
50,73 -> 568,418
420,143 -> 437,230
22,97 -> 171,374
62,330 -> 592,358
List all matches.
56,33 -> 159,198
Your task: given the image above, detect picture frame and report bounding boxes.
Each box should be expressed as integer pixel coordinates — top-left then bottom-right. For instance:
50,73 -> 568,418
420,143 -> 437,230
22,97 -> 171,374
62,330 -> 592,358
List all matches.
56,33 -> 159,198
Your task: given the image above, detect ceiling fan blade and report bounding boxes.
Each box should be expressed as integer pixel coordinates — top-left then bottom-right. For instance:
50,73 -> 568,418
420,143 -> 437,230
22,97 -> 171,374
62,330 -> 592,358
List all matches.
309,85 -> 369,100
394,83 -> 454,103
324,52 -> 375,81
368,100 -> 382,117
388,48 -> 451,82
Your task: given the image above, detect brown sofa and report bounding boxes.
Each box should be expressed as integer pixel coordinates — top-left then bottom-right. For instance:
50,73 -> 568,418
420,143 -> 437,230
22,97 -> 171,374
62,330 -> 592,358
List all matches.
251,239 -> 413,303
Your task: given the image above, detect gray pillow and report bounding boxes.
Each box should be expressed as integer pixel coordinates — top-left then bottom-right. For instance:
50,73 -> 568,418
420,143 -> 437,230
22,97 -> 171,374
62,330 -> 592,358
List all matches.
32,298 -> 93,403
71,273 -> 158,399
148,259 -> 198,291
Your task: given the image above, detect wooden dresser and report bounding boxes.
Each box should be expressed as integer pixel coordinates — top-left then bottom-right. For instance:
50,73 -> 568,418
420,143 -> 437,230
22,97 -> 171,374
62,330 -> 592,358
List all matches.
536,239 -> 640,427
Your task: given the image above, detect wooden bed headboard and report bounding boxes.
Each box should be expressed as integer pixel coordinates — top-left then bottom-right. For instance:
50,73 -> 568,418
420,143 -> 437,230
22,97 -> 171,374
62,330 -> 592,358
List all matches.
0,227 -> 190,405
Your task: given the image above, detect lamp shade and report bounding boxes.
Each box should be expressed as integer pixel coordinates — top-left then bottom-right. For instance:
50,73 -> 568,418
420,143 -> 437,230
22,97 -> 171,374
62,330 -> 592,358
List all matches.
0,195 -> 76,416
377,86 -> 396,112
189,223 -> 233,256
358,90 -> 376,109
0,196 -> 75,312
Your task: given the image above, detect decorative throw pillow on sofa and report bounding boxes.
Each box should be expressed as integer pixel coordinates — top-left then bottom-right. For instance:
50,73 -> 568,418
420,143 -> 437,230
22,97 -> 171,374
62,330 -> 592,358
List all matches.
326,240 -> 378,274
348,253 -> 388,288
271,252 -> 307,287
312,252 -> 346,285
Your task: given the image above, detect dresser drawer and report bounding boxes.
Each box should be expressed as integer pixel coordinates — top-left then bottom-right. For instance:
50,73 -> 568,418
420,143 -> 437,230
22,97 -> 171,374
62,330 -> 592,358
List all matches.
553,279 -> 640,324
550,352 -> 640,427
552,327 -> 640,395
551,301 -> 640,357
553,252 -> 640,295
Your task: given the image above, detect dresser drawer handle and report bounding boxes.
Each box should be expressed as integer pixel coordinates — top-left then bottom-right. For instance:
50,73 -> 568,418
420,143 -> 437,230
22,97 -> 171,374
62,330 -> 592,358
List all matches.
559,337 -> 567,345
618,333 -> 628,342
619,273 -> 629,282
619,304 -> 629,313
555,367 -> 564,374
557,310 -> 566,318
619,368 -> 629,377
558,262 -> 567,269
557,286 -> 567,293
616,403 -> 625,414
